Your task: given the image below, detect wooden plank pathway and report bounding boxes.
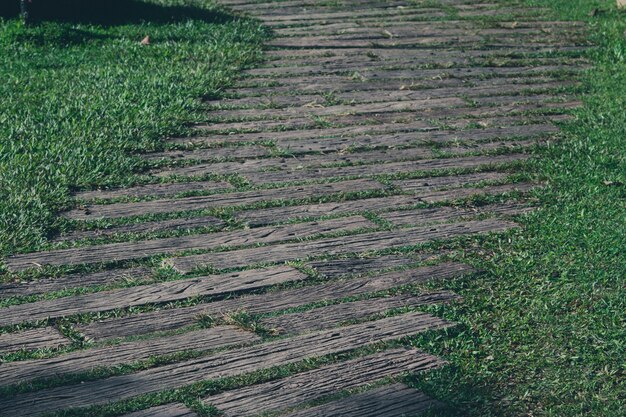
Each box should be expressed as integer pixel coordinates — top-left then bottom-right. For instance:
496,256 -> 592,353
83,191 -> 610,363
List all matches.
0,0 -> 586,416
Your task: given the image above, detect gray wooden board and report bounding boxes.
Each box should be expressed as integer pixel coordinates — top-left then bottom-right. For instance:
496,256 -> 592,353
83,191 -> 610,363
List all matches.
381,202 -> 536,226
0,312 -> 453,417
306,254 -> 417,278
0,266 -> 306,327
282,383 -> 437,417
473,93 -> 571,106
266,34 -> 583,49
249,54 -> 572,76
266,27 -> 583,40
229,76 -> 576,98
233,173 -> 510,227
235,0 -> 419,13
259,293 -> 458,335
234,195 -> 423,227
206,348 -> 443,417
270,26 -> 581,40
417,182 -> 537,203
245,61 -> 586,81
0,267 -> 151,299
6,216 -> 373,271
230,0 -> 411,10
54,216 -> 225,243
144,145 -> 269,162
243,153 -> 529,185
211,97 -> 466,121
154,145 -> 440,178
260,46 -> 585,66
257,8 -> 445,22
76,263 -> 470,341
274,22 -> 583,38
169,219 -> 517,273
0,326 -> 259,387
211,93 -> 570,123
263,43 -> 587,58
219,81 -> 574,109
154,140 -> 533,179
237,66 -> 583,88
201,102 -> 580,133
175,121 -> 558,147
75,180 -> 232,201
121,404 -> 198,417
63,179 -> 384,220
391,172 -> 510,193
457,7 -> 545,18
0,327 -> 68,355
249,4 -> 435,17
445,114 -> 571,130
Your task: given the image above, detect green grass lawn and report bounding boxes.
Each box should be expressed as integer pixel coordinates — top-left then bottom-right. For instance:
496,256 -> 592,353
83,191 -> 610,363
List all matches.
0,0 -> 267,256
415,1 -> 626,416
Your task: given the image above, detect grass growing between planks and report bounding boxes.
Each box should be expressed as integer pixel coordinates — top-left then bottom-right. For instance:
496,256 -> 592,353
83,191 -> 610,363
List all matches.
0,0 -> 268,257
412,1 -> 625,416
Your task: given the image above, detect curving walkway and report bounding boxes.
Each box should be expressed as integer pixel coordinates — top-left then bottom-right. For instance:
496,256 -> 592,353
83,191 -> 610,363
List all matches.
0,1 -> 587,416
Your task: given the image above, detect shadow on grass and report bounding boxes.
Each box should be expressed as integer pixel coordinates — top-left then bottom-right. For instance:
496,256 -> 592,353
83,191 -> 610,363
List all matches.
0,0 -> 234,26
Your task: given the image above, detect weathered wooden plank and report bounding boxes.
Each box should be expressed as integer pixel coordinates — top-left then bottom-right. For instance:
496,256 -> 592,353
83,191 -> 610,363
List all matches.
234,195 -> 419,227
174,120 -> 557,147
64,179 -> 384,220
266,25 -> 584,41
153,146 -> 436,178
282,383 -> 437,417
244,56 -> 498,76
234,172 -> 508,227
201,101 -> 580,133
75,180 -> 232,201
244,153 -> 529,185
76,263 -> 470,341
212,92 -> 568,123
0,327 -> 68,354
0,267 -> 151,299
255,60 -> 556,78
207,348 -> 443,417
219,81 -> 576,109
238,66 -> 583,88
0,266 -> 306,327
258,8 -> 445,23
306,254 -> 416,278
121,404 -> 198,417
381,202 -> 536,226
252,4 -> 424,18
6,216 -> 373,271
263,44 -> 587,60
53,216 -> 225,243
260,293 -> 457,335
144,145 -> 269,162
0,326 -> 259,387
445,114 -> 572,130
266,33 -> 584,49
457,6 -> 546,18
417,182 -> 537,203
169,219 -> 517,273
272,23 -> 582,38
0,312 -> 453,417
234,0 -> 411,12
155,140 -> 532,179
210,97 -> 466,122
391,172 -> 508,193
274,21 -> 585,37
229,77 -> 577,99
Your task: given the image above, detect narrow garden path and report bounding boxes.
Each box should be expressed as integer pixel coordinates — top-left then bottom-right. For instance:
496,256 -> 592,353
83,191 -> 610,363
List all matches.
0,1 -> 588,416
